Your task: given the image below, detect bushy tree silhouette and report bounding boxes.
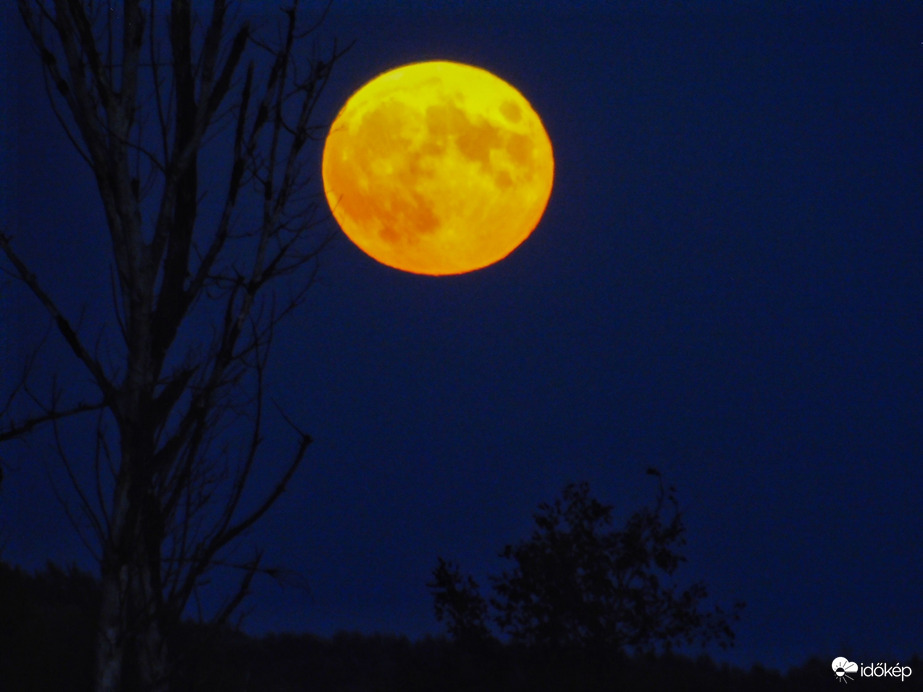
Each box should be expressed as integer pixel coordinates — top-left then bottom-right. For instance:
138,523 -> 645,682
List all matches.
429,557 -> 493,649
431,470 -> 743,658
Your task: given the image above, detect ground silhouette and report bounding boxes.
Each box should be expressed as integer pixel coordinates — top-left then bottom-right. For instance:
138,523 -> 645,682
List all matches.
3,559 -> 919,690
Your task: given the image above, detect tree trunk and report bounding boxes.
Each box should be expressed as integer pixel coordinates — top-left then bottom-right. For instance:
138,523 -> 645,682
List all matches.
132,519 -> 169,691
95,558 -> 169,692
95,562 -> 127,691
95,465 -> 133,691
94,436 -> 169,691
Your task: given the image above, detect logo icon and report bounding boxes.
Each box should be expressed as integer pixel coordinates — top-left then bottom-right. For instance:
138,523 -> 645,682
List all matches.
832,657 -> 858,684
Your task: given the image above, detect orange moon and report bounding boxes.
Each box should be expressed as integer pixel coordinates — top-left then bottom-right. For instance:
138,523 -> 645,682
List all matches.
322,61 -> 554,275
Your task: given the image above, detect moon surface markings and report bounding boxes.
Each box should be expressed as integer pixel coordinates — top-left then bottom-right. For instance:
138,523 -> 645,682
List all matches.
322,61 -> 554,275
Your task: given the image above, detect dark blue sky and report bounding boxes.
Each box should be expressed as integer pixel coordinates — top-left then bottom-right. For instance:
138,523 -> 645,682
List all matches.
2,0 -> 922,673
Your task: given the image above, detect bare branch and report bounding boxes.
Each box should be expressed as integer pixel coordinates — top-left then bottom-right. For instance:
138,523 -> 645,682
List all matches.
0,399 -> 106,444
49,395 -> 107,555
0,234 -> 115,402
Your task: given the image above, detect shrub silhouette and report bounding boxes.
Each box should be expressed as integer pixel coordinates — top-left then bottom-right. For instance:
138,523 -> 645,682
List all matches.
430,471 -> 744,658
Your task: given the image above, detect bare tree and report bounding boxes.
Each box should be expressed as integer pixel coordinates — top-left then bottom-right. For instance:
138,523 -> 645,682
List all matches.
1,1 -> 349,689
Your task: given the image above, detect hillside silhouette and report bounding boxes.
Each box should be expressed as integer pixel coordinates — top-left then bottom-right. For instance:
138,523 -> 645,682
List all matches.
2,559 -> 920,691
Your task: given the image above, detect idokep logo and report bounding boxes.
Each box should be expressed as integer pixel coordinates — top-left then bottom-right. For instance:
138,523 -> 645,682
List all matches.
832,657 -> 858,683
832,657 -> 913,683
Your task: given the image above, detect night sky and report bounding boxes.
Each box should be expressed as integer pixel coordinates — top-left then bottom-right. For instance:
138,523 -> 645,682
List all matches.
2,0 -> 922,673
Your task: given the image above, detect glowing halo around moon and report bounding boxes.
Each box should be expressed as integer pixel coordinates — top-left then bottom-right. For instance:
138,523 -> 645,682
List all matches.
322,61 -> 554,275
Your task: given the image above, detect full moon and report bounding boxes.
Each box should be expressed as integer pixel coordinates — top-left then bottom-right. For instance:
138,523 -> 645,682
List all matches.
322,61 -> 554,275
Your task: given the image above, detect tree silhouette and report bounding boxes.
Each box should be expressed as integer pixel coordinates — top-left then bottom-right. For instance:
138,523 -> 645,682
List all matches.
1,2 -> 348,689
429,557 -> 494,650
431,471 -> 744,659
